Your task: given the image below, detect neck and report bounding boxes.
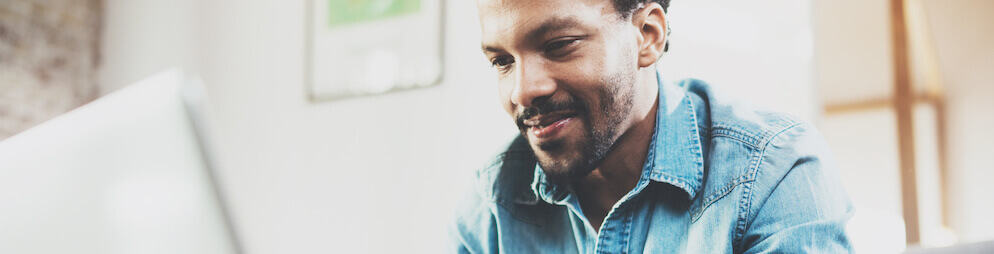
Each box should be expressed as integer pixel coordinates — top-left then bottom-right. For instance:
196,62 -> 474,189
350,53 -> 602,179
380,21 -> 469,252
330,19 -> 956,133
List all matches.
573,69 -> 659,224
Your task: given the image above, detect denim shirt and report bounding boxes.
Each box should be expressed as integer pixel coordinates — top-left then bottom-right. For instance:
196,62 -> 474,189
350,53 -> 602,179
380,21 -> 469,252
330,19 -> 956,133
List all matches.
451,74 -> 854,253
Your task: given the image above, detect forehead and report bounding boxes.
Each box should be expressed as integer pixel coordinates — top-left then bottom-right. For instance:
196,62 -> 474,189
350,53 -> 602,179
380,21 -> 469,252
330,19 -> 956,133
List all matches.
478,0 -> 618,47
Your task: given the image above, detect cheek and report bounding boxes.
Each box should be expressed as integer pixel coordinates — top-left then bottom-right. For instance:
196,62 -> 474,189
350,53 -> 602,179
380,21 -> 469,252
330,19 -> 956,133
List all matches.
548,43 -> 618,90
497,79 -> 515,115
600,41 -> 638,78
546,52 -> 609,105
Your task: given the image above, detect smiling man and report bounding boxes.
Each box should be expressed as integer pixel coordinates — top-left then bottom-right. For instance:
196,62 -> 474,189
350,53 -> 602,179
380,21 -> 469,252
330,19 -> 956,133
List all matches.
451,0 -> 854,253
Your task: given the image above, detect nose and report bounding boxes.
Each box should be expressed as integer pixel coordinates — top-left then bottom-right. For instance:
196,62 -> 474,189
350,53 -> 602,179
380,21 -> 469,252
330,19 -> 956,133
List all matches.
510,57 -> 557,108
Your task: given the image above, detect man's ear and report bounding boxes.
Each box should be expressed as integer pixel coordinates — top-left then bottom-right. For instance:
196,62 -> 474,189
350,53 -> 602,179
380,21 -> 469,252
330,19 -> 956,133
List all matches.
632,2 -> 667,68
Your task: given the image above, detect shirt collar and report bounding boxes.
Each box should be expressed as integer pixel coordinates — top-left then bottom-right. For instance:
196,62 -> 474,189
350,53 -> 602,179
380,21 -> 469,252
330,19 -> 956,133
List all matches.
645,71 -> 706,199
523,71 -> 706,204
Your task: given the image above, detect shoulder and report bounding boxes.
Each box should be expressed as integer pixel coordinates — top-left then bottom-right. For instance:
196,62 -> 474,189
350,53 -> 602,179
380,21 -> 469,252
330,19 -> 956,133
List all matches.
679,78 -> 804,152
680,79 -> 851,249
678,78 -> 831,173
735,123 -> 853,251
681,78 -> 835,190
680,78 -> 836,208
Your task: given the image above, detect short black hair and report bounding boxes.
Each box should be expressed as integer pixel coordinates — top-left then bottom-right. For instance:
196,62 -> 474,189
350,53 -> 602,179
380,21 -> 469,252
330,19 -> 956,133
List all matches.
613,0 -> 670,19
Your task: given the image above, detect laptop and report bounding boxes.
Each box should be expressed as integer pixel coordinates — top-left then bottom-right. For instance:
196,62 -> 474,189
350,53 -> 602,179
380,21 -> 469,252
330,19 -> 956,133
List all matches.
0,69 -> 242,253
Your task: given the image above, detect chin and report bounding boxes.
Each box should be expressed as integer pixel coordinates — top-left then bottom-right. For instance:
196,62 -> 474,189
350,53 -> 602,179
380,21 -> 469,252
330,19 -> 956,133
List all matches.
536,157 -> 593,186
531,140 -> 591,185
527,133 -> 577,159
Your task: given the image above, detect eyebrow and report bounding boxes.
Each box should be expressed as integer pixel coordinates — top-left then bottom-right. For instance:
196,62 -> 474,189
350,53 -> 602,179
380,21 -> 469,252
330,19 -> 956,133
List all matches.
482,16 -> 584,53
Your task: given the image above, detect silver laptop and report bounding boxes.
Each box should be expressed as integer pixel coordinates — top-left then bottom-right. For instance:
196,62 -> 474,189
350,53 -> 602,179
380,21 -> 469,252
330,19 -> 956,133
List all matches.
0,69 -> 242,254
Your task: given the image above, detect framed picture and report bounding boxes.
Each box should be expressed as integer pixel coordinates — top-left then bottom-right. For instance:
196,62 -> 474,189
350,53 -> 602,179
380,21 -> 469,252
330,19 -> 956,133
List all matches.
306,0 -> 444,101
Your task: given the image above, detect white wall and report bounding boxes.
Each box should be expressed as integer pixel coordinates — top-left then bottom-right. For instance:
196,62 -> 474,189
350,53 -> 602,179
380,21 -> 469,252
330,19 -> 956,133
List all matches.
923,0 -> 994,243
100,0 -> 200,93
197,0 -> 510,253
660,0 -> 818,121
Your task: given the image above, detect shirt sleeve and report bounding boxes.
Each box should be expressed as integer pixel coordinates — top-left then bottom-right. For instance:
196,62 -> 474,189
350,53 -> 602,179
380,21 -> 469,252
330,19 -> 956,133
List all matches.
739,124 -> 855,253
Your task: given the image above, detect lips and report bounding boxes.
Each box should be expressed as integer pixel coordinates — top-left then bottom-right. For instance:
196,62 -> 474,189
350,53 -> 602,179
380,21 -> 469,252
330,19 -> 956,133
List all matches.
523,112 -> 576,139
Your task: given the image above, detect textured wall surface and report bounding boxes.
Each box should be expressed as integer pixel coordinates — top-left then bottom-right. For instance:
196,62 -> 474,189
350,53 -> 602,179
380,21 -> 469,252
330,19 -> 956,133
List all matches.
0,0 -> 102,140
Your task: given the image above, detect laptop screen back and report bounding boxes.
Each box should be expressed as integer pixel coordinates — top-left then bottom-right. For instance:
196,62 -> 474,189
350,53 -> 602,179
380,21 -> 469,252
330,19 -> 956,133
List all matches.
0,70 -> 240,254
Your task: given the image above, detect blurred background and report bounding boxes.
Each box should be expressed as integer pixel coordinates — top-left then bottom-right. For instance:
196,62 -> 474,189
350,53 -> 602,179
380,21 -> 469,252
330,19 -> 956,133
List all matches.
1,0 -> 991,253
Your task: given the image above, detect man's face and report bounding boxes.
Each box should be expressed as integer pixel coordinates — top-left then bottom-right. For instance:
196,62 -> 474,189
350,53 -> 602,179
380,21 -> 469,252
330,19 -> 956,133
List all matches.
479,0 -> 644,184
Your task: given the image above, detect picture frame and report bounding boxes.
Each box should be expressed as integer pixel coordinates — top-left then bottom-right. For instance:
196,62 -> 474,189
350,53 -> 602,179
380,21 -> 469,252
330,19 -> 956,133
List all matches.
305,0 -> 445,101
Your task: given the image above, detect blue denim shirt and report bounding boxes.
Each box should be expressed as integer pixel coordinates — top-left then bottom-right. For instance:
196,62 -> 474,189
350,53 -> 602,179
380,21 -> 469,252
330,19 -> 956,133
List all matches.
452,74 -> 854,253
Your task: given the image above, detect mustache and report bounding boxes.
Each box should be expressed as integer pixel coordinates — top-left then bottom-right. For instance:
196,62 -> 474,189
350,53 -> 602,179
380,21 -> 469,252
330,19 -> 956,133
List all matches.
515,97 -> 586,127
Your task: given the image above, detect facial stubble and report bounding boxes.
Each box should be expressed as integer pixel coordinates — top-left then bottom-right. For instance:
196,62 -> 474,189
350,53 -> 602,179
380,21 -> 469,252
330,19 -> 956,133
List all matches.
528,69 -> 637,186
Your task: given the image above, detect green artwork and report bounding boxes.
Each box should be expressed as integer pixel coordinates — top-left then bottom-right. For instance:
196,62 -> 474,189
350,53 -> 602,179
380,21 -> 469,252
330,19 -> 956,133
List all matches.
328,0 -> 421,27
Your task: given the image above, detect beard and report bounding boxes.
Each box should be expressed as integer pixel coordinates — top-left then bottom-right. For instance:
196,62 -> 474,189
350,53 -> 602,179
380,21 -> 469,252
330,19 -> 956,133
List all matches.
518,69 -> 638,186
534,120 -> 613,186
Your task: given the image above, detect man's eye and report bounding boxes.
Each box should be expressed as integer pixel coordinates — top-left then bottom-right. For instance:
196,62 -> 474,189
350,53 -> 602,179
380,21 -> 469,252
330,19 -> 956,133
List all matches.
491,56 -> 515,71
545,39 -> 579,54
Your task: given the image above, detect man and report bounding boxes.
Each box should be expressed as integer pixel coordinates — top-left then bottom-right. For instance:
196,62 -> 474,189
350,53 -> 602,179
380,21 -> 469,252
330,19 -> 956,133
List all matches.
452,0 -> 854,252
